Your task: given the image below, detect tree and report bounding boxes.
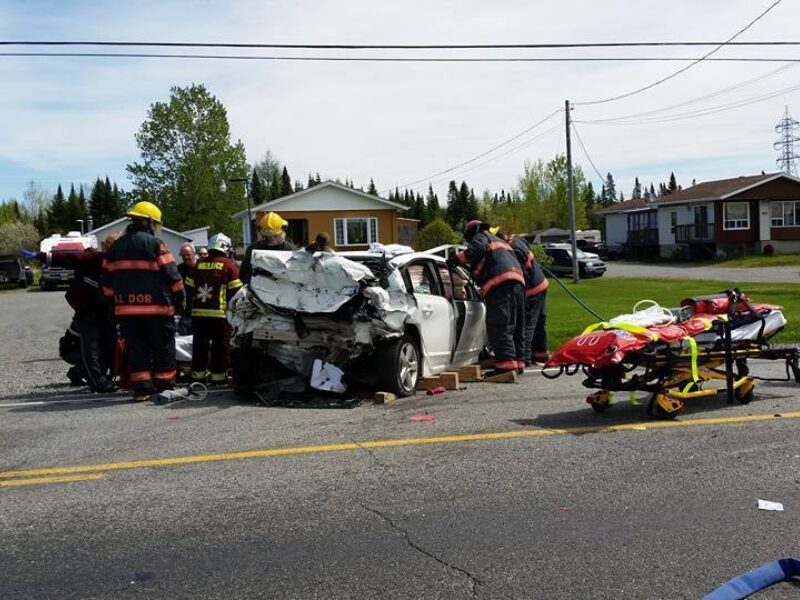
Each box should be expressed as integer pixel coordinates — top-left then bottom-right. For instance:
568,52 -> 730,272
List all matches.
668,171 -> 678,194
632,176 -> 642,199
425,185 -> 441,223
367,178 -> 378,196
47,185 -> 68,233
279,167 -> 293,197
249,171 -> 268,204
89,177 -> 123,227
416,218 -> 460,251
251,151 -> 283,201
0,221 -> 40,255
602,173 -> 617,205
126,84 -> 248,234
445,180 -> 462,229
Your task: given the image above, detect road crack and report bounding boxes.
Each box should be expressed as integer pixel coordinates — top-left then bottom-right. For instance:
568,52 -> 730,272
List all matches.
362,503 -> 484,598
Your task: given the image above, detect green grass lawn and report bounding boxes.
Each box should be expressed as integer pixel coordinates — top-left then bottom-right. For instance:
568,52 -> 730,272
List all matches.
545,277 -> 800,349
711,254 -> 800,268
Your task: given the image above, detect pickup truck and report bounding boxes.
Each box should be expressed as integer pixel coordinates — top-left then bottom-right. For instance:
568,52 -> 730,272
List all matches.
40,240 -> 91,291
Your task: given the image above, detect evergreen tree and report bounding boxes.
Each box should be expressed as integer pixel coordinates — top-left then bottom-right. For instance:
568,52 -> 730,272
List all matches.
583,182 -> 601,229
293,180 -> 304,192
367,178 -> 378,196
47,184 -> 68,232
250,171 -> 268,204
603,173 -> 617,205
89,177 -> 122,226
649,183 -> 656,197
315,172 -> 322,185
425,184 -> 440,223
445,180 -> 461,229
619,191 -> 624,201
668,172 -> 678,194
307,173 -> 316,189
632,176 -> 642,199
279,167 -> 293,197
659,182 -> 667,196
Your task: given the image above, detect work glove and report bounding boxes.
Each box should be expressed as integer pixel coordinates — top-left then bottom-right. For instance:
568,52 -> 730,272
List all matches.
176,290 -> 188,314
445,256 -> 458,269
20,248 -> 38,260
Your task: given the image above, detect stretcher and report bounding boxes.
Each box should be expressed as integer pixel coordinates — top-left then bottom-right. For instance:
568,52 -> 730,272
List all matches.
544,289 -> 800,419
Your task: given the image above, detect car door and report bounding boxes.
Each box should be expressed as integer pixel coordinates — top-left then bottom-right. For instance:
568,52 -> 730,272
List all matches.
439,263 -> 486,367
403,260 -> 455,375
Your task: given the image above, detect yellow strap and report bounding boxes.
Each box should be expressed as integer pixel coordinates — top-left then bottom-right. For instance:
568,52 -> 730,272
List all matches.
628,391 -> 641,406
582,321 -> 659,341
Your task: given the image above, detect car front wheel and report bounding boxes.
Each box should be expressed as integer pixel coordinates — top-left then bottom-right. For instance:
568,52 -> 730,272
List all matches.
378,334 -> 420,397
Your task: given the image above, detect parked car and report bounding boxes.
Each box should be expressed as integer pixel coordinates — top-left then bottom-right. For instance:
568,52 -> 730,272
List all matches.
0,255 -> 33,288
544,244 -> 606,278
228,248 -> 487,396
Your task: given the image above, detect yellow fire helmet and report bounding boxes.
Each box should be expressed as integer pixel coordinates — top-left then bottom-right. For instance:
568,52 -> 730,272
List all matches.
126,201 -> 163,224
489,226 -> 501,236
259,211 -> 288,236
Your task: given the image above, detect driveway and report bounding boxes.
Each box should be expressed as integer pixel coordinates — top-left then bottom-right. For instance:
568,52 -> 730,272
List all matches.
605,260 -> 800,283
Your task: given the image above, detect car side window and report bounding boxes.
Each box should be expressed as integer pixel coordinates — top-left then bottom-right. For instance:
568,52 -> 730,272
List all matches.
405,264 -> 434,296
437,266 -> 454,300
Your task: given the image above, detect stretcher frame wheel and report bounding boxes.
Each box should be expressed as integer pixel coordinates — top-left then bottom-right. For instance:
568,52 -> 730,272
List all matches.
587,390 -> 612,413
650,393 -> 682,420
734,377 -> 755,404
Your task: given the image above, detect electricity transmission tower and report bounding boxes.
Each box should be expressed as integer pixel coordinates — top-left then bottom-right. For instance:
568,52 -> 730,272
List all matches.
774,105 -> 800,176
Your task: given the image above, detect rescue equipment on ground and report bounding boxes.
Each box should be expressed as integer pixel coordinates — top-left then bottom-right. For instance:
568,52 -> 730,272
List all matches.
544,289 -> 800,419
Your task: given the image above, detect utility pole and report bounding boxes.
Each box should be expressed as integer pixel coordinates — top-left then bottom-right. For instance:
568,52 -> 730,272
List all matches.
774,105 -> 800,176
565,99 -> 579,283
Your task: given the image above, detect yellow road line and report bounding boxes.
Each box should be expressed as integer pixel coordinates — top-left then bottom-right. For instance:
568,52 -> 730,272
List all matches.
1,411 -> 798,481
0,473 -> 105,487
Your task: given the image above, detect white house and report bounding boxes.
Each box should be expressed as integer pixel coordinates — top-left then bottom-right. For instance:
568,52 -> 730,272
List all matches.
181,226 -> 210,249
87,217 -> 195,257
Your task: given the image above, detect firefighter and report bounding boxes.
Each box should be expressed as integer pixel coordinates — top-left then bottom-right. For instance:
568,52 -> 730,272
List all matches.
491,228 -> 549,367
23,232 -> 121,392
240,211 -> 294,284
448,220 -> 526,373
185,233 -> 242,384
102,201 -> 186,401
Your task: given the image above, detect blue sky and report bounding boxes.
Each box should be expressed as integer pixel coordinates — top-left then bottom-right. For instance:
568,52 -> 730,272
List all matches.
2,0 -> 800,211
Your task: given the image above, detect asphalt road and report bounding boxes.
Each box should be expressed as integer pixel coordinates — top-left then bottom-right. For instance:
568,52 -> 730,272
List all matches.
2,288 -> 800,599
605,261 -> 800,284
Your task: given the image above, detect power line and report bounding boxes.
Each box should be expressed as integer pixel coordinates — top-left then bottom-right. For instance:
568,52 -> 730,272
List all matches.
570,123 -> 605,182
579,63 -> 797,123
4,52 -> 800,63
576,78 -> 800,125
380,109 -> 562,193
575,0 -> 785,106
3,40 -> 800,50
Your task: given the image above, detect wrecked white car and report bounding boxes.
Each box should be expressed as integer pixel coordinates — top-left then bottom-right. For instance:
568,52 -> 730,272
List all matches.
228,247 -> 487,396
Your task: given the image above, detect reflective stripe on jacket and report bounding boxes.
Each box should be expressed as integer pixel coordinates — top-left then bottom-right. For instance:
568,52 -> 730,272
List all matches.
509,237 -> 549,298
455,232 -> 525,297
186,255 -> 242,318
102,223 -> 184,317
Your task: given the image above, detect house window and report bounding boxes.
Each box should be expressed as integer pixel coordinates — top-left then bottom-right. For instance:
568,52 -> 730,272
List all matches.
334,217 -> 379,246
723,202 -> 749,230
770,200 -> 800,227
670,211 -> 677,234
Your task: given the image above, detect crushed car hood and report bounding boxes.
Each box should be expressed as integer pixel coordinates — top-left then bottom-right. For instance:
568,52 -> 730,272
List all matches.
248,250 -> 375,313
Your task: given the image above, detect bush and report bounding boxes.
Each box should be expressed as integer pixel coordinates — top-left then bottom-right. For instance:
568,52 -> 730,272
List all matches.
0,221 -> 40,255
416,218 -> 460,251
530,243 -> 553,267
763,244 -> 775,257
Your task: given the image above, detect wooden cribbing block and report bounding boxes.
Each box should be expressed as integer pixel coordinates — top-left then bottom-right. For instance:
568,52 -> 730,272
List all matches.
416,372 -> 459,391
457,365 -> 482,382
479,358 -> 497,369
484,370 -> 518,383
374,391 -> 397,405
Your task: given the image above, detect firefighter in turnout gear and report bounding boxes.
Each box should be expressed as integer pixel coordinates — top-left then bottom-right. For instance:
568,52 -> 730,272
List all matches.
240,211 -> 294,284
102,201 -> 186,401
449,220 -> 526,373
491,228 -> 549,367
186,233 -> 242,383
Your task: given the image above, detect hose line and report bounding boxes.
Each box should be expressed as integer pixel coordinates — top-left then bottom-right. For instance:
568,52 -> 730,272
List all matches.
542,266 -> 606,322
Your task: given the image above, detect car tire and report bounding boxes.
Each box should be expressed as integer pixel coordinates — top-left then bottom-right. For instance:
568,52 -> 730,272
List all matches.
231,347 -> 261,396
377,333 -> 420,397
578,265 -> 587,279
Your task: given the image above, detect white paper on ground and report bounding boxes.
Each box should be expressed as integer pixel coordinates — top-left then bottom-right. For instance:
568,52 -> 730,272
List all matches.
757,499 -> 784,511
310,359 -> 347,393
